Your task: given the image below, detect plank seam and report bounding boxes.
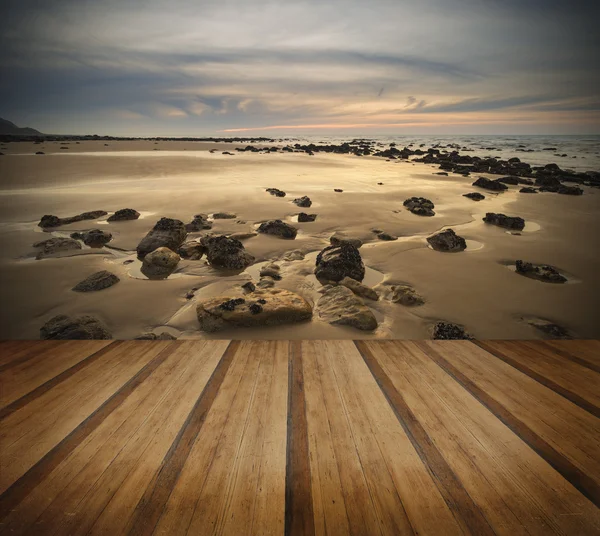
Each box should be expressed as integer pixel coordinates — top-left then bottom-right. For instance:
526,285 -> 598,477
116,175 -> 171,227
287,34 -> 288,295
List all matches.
534,341 -> 600,375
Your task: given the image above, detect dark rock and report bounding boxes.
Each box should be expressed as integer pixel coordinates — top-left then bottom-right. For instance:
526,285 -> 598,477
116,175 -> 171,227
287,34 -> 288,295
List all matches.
107,208 -> 140,222
426,229 -> 467,252
135,332 -> 177,340
36,151 -> 45,155
72,270 -> 120,292
463,192 -> 485,201
185,214 -> 213,232
496,176 -> 520,185
403,197 -> 435,216
136,217 -> 187,259
334,189 -> 343,192
70,229 -> 112,247
293,196 -> 312,207
472,177 -> 508,191
260,263 -> 281,280
315,243 -> 365,283
377,232 -> 398,241
483,213 -> 525,230
40,314 -> 111,340
212,212 -> 237,219
557,185 -> 583,195
249,303 -> 263,315
520,187 -> 538,194
515,260 -> 567,283
266,188 -> 286,197
200,235 -> 255,269
432,321 -> 472,340
242,281 -> 256,293
257,220 -> 298,239
526,318 -> 571,339
38,210 -> 108,228
330,233 -> 362,249
219,298 -> 246,311
298,213 -> 317,222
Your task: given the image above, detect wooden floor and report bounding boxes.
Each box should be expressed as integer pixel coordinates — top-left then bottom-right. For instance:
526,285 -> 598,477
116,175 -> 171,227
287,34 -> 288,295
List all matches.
0,340 -> 599,535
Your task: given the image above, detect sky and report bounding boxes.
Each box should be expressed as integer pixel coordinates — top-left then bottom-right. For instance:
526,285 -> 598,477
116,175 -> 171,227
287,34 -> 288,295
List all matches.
1,0 -> 599,136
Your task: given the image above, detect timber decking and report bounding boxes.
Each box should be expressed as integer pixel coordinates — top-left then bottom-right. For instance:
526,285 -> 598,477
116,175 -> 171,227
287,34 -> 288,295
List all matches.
0,340 -> 598,535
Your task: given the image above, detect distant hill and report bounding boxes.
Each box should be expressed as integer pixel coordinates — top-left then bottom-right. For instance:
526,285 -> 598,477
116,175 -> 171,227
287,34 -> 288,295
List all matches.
0,118 -> 44,136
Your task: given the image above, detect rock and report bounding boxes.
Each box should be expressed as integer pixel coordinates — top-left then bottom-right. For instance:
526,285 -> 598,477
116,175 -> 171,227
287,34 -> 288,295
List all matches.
535,176 -> 561,188
435,172 -> 448,176
483,212 -> 525,230
70,229 -> 112,247
389,285 -> 424,306
403,197 -> 435,216
334,188 -> 343,192
558,185 -> 583,195
136,217 -> 187,259
196,288 -> 312,332
472,177 -> 508,191
315,243 -> 365,283
266,188 -> 286,197
33,237 -> 82,259
329,233 -> 362,249
36,151 -> 45,155
200,235 -> 255,270
432,321 -> 472,340
298,213 -> 317,222
426,229 -> 467,252
257,220 -> 298,239
40,314 -> 111,340
496,176 -> 520,185
260,263 -> 281,280
463,192 -> 485,201
340,277 -> 379,301
107,208 -> 140,222
377,232 -> 397,241
141,247 -> 180,279
293,196 -> 312,207
282,250 -> 305,261
515,260 -> 567,283
178,240 -> 206,260
38,210 -> 108,229
317,285 -> 378,331
520,187 -> 538,194
526,318 -> 571,339
257,277 -> 276,289
242,281 -> 256,293
212,212 -> 237,219
72,270 -> 120,292
228,231 -> 257,240
185,214 -> 213,232
135,332 -> 177,340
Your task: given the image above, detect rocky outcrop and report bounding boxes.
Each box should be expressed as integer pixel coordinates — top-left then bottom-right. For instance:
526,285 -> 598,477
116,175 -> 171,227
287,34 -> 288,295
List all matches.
298,213 -> 317,222
472,177 -> 508,191
432,321 -> 472,340
196,288 -> 312,331
403,197 -> 435,216
178,240 -> 206,260
40,314 -> 112,340
315,243 -> 365,283
38,210 -> 108,228
483,213 -> 525,230
33,237 -> 82,259
185,214 -> 213,232
141,247 -> 180,279
515,260 -> 567,283
257,220 -> 298,239
72,270 -> 120,292
389,285 -> 424,306
340,277 -> 379,301
70,229 -> 112,247
107,208 -> 140,222
136,217 -> 187,259
317,285 -> 378,331
463,192 -> 485,201
200,235 -> 255,270
293,196 -> 312,207
266,188 -> 286,197
426,229 -> 467,252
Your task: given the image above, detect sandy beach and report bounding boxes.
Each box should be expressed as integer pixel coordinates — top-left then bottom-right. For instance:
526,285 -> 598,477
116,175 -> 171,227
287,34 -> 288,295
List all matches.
0,139 -> 599,340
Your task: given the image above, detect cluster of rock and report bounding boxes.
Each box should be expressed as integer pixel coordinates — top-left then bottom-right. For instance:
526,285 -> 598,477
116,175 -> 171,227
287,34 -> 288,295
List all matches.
185,213 -> 213,232
483,213 -> 525,231
403,197 -> 435,216
70,229 -> 112,247
515,260 -> 567,283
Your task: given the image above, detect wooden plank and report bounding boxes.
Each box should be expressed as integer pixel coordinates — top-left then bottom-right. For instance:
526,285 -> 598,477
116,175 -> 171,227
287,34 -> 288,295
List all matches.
285,340 -> 314,536
416,340 -> 600,508
0,341 -> 65,371
476,340 -> 600,417
535,340 -> 600,374
0,341 -> 121,420
356,340 -> 493,536
0,341 -> 176,518
375,341 -> 600,535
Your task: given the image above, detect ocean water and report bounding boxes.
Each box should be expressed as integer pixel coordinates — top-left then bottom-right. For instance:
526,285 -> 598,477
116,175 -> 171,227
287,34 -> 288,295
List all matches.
280,134 -> 600,172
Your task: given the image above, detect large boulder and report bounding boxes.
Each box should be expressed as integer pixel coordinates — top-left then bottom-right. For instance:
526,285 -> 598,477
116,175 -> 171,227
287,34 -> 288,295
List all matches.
136,217 -> 187,259
72,270 -> 120,292
472,177 -> 508,191
40,314 -> 112,340
315,243 -> 365,283
317,285 -> 378,331
70,229 -> 112,247
196,288 -> 312,332
515,260 -> 567,283
426,229 -> 467,252
483,213 -> 525,230
33,237 -> 82,259
200,235 -> 255,269
257,220 -> 298,239
403,197 -> 435,216
141,247 -> 180,279
432,321 -> 472,340
38,210 -> 108,228
107,208 -> 140,222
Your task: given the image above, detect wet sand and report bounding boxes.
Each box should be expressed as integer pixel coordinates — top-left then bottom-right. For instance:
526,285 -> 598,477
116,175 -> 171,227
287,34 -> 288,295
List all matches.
0,140 -> 599,339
